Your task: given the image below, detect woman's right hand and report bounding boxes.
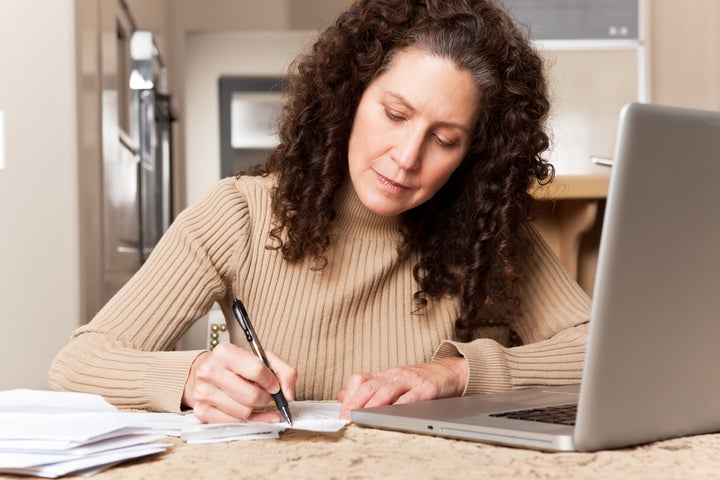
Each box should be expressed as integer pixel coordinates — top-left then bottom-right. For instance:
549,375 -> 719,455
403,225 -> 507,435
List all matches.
182,343 -> 297,423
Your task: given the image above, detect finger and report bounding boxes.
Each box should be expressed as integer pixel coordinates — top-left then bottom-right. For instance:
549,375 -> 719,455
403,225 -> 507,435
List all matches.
339,373 -> 378,418
393,387 -> 430,406
193,366 -> 273,420
213,343 -> 282,397
191,383 -> 255,423
340,368 -> 423,418
352,368 -> 414,410
342,372 -> 375,400
193,398 -> 283,424
193,401 -> 251,424
265,351 -> 298,401
183,351 -> 212,408
248,410 -> 284,424
359,378 -> 407,409
192,347 -> 281,415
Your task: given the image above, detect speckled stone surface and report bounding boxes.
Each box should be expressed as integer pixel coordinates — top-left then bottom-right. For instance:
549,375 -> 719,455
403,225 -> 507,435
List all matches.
4,424 -> 719,480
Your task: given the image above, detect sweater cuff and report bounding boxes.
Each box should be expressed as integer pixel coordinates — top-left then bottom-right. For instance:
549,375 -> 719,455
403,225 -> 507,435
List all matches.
433,339 -> 511,395
144,349 -> 208,413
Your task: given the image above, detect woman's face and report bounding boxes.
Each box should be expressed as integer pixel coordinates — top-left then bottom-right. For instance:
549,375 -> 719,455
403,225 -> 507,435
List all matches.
348,49 -> 481,216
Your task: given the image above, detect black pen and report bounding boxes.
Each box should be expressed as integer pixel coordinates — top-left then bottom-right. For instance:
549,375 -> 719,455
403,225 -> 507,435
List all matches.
231,298 -> 293,426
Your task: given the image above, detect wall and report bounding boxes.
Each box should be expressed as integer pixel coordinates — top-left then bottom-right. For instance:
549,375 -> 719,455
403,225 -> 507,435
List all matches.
122,0 -> 346,219
184,31 -> 315,205
542,48 -> 640,173
0,0 -> 80,389
647,0 -> 720,110
161,0 -> 346,211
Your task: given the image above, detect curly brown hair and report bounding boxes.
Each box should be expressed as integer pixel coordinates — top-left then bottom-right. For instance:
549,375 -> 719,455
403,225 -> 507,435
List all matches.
259,0 -> 553,342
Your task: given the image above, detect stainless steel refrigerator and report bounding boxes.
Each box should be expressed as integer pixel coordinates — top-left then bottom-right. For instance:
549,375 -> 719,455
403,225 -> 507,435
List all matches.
101,29 -> 175,300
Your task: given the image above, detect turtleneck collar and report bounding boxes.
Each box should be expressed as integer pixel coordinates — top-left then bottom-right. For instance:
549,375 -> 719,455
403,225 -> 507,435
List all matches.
332,182 -> 401,240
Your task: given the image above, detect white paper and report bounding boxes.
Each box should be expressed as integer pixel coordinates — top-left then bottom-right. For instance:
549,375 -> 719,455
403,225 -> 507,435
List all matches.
118,411 -> 196,436
0,389 -> 118,414
284,401 -> 349,432
0,412 -> 141,442
182,425 -> 281,444
0,390 -> 171,478
0,444 -> 170,478
179,401 -> 348,444
0,434 -> 168,456
0,389 -> 349,476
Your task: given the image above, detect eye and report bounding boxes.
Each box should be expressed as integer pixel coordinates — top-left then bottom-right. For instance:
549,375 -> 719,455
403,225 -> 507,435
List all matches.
432,133 -> 458,149
385,108 -> 405,122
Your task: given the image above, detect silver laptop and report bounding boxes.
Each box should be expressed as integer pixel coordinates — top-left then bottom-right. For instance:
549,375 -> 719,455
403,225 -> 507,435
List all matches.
352,103 -> 720,452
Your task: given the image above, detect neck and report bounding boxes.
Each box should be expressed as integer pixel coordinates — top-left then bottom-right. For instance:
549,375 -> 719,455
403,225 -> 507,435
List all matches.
333,182 -> 400,240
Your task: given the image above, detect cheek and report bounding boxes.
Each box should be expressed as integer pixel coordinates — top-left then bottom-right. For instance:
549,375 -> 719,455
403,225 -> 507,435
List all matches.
349,120 -> 386,169
348,111 -> 372,165
347,136 -> 367,174
423,155 -> 465,190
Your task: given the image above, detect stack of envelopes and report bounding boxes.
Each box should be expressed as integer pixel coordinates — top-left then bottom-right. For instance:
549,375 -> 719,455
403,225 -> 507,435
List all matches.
0,390 -> 173,478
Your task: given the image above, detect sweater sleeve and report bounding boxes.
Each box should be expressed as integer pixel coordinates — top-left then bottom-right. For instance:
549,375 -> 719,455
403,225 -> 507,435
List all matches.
48,177 -> 250,412
433,224 -> 591,395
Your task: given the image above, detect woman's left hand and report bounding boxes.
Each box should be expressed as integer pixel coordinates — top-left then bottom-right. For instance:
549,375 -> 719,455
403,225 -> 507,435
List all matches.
337,357 -> 468,419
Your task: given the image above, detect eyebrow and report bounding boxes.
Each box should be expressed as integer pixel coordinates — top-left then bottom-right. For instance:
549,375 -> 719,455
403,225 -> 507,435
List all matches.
383,91 -> 472,134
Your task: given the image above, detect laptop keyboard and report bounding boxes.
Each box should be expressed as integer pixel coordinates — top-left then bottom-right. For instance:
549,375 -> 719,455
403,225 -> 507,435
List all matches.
489,403 -> 577,426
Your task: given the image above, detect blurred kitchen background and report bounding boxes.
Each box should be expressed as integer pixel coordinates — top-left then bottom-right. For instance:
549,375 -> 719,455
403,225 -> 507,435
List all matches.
0,0 -> 718,389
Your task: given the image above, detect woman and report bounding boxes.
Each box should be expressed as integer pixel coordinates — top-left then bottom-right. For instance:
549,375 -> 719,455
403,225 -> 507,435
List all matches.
49,0 -> 590,423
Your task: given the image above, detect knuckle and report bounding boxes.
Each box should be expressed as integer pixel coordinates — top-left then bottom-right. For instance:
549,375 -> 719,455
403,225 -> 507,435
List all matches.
192,403 -> 211,422
362,380 -> 381,396
246,388 -> 270,406
348,372 -> 372,387
234,403 -> 253,420
192,385 -> 213,404
376,383 -> 396,399
195,361 -> 223,384
385,367 -> 407,381
211,342 -> 232,356
246,357 -> 266,378
195,363 -> 213,381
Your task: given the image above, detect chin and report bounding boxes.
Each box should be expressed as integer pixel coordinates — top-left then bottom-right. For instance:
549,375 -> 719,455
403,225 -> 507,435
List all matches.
372,207 -> 403,217
364,202 -> 401,216
360,195 -> 406,217
353,178 -> 416,216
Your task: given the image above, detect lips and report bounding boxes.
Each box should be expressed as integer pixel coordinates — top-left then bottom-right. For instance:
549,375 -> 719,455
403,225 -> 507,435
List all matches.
374,170 -> 410,193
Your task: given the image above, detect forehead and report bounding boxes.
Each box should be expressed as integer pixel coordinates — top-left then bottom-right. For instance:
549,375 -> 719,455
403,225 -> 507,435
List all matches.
370,49 -> 480,123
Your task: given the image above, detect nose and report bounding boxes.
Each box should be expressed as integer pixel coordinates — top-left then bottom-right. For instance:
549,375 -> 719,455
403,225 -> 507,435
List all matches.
391,127 -> 424,170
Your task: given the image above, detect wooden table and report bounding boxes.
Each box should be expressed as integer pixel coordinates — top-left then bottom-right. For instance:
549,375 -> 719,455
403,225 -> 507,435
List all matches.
533,164 -> 612,295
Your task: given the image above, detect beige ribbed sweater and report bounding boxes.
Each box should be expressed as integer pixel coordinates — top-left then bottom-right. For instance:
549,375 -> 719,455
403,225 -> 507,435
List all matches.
49,175 -> 591,413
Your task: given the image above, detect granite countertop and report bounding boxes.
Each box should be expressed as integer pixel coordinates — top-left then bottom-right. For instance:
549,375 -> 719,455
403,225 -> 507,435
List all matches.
5,423 -> 718,480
